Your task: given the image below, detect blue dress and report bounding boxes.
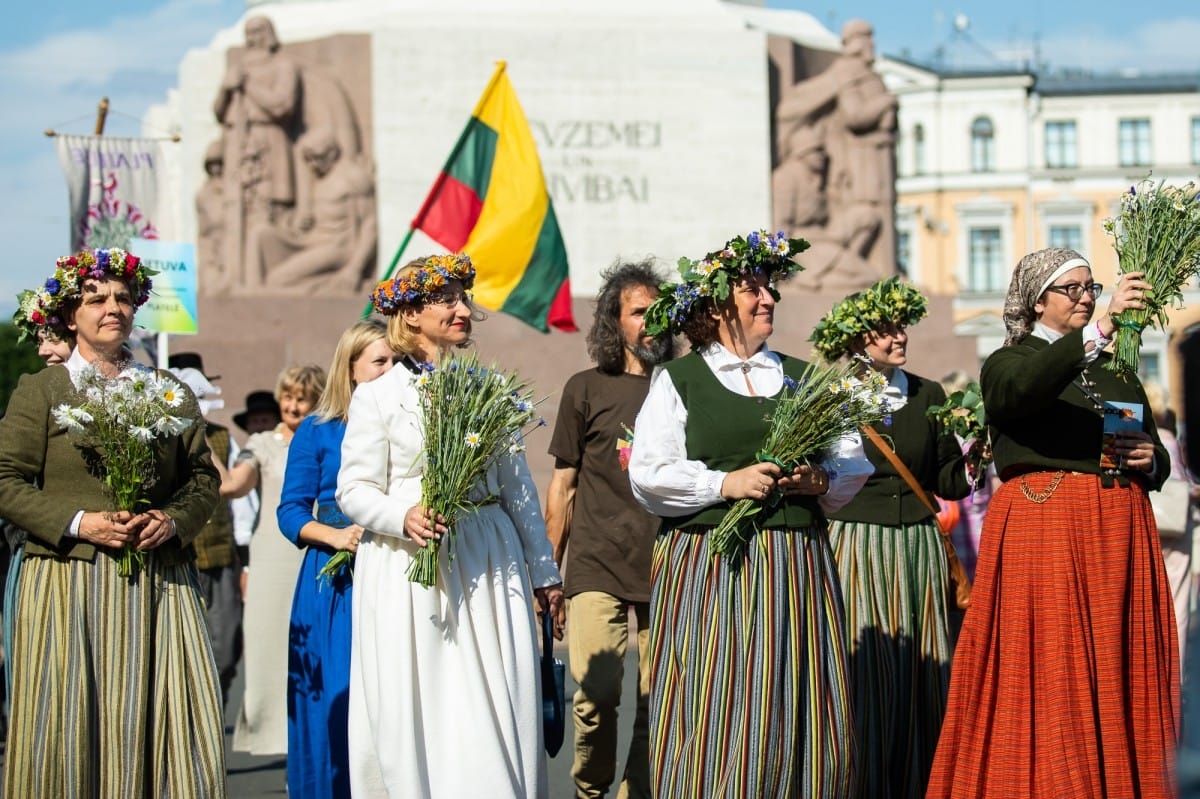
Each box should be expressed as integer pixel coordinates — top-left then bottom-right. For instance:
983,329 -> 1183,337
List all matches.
277,415 -> 354,799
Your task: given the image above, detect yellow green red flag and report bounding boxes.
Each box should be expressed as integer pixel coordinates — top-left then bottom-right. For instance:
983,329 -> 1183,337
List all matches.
411,61 -> 576,332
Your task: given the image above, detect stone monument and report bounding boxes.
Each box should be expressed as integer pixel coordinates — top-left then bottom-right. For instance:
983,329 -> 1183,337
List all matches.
199,15 -> 374,296
772,18 -> 898,291
147,1 -> 975,489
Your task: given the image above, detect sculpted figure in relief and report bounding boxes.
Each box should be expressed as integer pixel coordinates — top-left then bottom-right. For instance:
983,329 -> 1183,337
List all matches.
773,19 -> 898,290
248,128 -> 378,294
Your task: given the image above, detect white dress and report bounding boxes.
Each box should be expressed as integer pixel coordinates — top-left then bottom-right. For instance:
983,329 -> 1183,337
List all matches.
337,363 -> 562,799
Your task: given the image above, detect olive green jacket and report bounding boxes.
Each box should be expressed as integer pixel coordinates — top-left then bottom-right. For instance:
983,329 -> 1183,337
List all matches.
0,365 -> 218,563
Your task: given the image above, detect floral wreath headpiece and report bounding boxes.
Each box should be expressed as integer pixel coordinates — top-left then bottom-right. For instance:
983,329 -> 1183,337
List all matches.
12,247 -> 154,342
809,276 -> 929,362
370,253 -> 476,316
643,229 -> 809,337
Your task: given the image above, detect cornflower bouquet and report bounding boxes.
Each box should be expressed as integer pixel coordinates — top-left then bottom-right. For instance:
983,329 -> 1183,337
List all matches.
52,365 -> 196,576
926,381 -> 991,487
406,351 -> 544,587
709,358 -> 890,561
1102,177 -> 1200,376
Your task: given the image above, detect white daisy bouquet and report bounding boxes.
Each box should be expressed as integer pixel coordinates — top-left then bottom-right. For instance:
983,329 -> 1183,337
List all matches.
710,358 -> 890,562
1103,177 -> 1200,376
52,364 -> 195,576
406,351 -> 544,587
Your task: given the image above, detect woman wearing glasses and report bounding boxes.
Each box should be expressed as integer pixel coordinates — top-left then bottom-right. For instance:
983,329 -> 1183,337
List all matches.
336,255 -> 563,798
928,248 -> 1178,798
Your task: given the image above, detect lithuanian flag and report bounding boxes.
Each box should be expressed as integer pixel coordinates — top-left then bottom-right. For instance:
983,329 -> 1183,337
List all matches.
410,61 -> 576,332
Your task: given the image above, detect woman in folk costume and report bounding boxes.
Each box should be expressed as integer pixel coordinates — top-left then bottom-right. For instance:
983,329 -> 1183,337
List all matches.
927,247 -> 1178,797
336,254 -> 563,798
809,277 -> 972,799
627,230 -> 873,798
0,247 -> 227,797
276,319 -> 394,798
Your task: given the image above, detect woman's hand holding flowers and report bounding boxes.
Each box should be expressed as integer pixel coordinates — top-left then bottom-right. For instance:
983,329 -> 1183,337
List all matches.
721,462 -> 783,501
132,509 -> 177,551
329,523 -> 364,553
79,510 -> 136,549
778,464 -> 830,496
404,505 -> 447,547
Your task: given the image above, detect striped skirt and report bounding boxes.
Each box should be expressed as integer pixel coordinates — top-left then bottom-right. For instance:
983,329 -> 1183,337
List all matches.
649,524 -> 856,799
4,551 -> 228,798
828,518 -> 953,799
927,473 -> 1179,798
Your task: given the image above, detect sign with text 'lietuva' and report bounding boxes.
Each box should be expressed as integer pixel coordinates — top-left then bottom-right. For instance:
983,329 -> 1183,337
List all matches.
129,238 -> 199,335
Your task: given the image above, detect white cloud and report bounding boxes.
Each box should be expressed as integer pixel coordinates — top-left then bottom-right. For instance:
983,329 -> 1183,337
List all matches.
0,0 -> 242,316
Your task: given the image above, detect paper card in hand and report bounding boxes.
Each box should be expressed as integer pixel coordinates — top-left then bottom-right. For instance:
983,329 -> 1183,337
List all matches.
1100,400 -> 1143,470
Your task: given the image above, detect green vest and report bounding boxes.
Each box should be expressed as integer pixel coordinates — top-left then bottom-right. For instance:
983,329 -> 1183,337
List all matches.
191,423 -> 237,569
661,351 -> 821,530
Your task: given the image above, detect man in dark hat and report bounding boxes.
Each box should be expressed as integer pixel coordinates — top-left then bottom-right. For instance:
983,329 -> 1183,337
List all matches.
234,390 -> 282,435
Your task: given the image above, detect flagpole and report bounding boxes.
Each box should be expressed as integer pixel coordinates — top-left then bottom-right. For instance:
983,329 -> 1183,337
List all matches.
94,97 -> 110,136
360,61 -> 510,319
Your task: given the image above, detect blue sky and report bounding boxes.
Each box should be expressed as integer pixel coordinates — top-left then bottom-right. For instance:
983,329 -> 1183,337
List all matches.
1,0 -> 1198,317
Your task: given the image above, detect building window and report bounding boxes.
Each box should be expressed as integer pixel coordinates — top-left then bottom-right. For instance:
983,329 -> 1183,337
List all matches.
1140,352 -> 1160,387
1049,225 -> 1083,252
967,227 -> 1004,293
1045,120 -> 1077,169
1192,117 -> 1200,165
970,116 -> 994,172
913,124 -> 926,176
1118,118 -> 1152,167
897,229 -> 911,276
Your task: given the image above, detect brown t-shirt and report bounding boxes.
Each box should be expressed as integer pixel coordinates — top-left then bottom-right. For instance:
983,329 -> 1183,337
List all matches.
548,369 -> 657,602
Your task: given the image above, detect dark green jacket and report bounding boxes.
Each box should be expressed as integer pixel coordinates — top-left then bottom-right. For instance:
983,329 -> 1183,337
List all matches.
981,330 -> 1168,487
661,351 -> 822,530
0,365 -> 218,563
828,370 -> 970,526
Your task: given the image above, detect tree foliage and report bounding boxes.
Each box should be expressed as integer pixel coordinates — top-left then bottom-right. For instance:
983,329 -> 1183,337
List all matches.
0,323 -> 47,414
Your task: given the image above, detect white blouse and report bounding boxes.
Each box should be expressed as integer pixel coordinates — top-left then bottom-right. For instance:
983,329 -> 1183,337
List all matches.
628,342 -> 874,518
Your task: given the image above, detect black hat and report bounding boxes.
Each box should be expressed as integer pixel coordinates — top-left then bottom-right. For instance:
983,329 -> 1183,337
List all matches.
167,352 -> 220,380
233,390 -> 281,432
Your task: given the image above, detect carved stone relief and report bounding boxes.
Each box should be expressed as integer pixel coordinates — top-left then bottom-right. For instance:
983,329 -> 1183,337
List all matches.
771,20 -> 898,292
198,19 -> 375,296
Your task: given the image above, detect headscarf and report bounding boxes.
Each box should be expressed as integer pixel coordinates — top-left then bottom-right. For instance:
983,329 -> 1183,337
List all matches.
1002,247 -> 1090,346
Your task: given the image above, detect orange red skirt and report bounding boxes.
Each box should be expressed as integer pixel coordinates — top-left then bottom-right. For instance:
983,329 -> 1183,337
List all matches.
927,472 -> 1179,798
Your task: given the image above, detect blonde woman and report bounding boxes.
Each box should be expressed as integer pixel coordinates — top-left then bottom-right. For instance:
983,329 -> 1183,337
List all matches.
337,255 -> 563,798
221,364 -> 325,755
276,320 -> 394,798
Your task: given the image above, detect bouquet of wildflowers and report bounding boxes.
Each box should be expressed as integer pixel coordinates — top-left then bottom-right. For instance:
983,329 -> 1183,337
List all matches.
709,358 -> 890,561
926,381 -> 991,487
1103,177 -> 1200,376
405,351 -> 544,587
52,365 -> 195,577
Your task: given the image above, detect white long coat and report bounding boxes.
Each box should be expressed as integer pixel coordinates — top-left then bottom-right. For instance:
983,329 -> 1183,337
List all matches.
337,363 -> 561,798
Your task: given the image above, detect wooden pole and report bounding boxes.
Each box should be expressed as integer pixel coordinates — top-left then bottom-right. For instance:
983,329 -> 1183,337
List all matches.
94,97 -> 110,136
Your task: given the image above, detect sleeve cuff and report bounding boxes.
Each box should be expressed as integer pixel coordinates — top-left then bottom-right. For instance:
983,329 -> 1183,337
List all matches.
66,509 -> 84,538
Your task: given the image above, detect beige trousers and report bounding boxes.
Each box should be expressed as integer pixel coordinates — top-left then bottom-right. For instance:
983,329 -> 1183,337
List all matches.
567,591 -> 651,799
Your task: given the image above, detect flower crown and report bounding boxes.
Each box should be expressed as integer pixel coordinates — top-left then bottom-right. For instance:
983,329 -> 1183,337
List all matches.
370,253 -> 476,316
809,276 -> 929,362
12,247 -> 154,342
643,229 -> 809,336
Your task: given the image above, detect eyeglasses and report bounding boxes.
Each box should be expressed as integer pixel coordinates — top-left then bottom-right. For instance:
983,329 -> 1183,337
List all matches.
1044,282 -> 1103,302
425,291 -> 470,308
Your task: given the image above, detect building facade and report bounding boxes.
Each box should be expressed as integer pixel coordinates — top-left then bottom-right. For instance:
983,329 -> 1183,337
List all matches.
883,59 -> 1200,390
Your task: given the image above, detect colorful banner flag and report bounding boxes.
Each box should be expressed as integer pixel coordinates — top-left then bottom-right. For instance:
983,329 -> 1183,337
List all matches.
129,238 -> 199,335
55,135 -> 168,251
412,62 -> 576,332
